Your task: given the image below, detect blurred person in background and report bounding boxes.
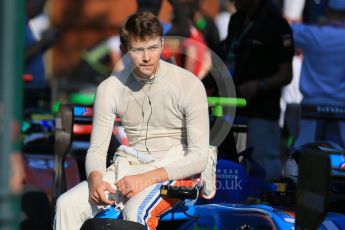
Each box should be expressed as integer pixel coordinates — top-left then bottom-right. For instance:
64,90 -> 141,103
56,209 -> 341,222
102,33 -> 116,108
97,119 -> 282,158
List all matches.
279,0 -> 305,130
3,102 -> 25,194
136,0 -> 190,37
283,0 -> 306,23
222,0 -> 294,181
303,0 -> 328,24
9,153 -> 25,194
292,0 -> 345,147
215,0 -> 237,41
183,0 -> 220,52
165,0 -> 212,80
25,0 -> 58,110
25,0 -> 58,85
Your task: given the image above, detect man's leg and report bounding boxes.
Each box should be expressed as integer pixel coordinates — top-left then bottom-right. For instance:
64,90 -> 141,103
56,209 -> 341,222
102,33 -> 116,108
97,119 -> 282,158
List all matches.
54,165 -> 116,230
295,119 -> 345,147
338,121 -> 345,147
293,118 -> 317,147
122,179 -> 194,230
54,181 -> 95,230
247,118 -> 281,181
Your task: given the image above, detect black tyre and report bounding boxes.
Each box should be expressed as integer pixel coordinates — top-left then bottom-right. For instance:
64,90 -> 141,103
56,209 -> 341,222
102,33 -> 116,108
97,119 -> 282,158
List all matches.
80,218 -> 146,230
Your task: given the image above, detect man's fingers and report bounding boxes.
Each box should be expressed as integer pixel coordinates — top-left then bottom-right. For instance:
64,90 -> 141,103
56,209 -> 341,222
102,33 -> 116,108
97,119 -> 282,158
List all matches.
90,192 -> 100,205
115,181 -> 125,192
98,189 -> 114,205
88,180 -> 117,205
126,191 -> 136,199
115,179 -> 124,189
106,183 -> 116,194
91,196 -> 99,205
91,191 -> 99,201
123,188 -> 132,196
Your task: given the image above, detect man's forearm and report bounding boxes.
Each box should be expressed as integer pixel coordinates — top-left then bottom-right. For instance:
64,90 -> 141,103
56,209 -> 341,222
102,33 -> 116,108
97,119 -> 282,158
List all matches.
87,171 -> 103,183
140,167 -> 169,186
263,62 -> 292,90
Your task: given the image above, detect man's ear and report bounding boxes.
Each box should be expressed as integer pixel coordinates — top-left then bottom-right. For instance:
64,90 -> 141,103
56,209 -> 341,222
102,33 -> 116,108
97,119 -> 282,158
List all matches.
161,38 -> 164,48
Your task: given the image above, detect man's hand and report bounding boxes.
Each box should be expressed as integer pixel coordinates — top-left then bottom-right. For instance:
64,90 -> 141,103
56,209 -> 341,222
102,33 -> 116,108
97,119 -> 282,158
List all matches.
238,80 -> 260,100
9,152 -> 25,194
116,168 -> 169,199
116,174 -> 146,199
88,172 -> 115,205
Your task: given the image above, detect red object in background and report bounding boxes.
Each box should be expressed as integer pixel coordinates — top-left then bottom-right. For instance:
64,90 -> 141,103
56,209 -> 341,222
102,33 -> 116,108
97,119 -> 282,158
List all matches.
23,73 -> 33,82
84,107 -> 93,116
113,126 -> 128,146
23,154 -> 80,202
73,124 -> 93,135
183,27 -> 208,77
73,123 -> 129,145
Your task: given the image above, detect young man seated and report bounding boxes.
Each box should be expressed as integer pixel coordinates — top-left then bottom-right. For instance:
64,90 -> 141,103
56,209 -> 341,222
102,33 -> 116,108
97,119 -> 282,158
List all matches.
54,11 -> 210,230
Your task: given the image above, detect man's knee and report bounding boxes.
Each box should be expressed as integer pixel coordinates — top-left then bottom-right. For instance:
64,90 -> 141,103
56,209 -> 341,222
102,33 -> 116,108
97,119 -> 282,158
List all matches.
122,206 -> 139,222
56,193 -> 68,210
122,207 -> 159,230
56,181 -> 90,211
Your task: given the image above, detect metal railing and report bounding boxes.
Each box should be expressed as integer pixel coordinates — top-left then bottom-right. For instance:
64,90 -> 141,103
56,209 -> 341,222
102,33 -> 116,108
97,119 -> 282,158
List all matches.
0,0 -> 24,229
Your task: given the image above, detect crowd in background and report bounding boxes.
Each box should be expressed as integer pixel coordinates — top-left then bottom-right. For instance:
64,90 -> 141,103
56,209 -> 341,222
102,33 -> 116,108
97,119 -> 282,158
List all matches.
23,0 -> 345,185
11,0 -> 345,228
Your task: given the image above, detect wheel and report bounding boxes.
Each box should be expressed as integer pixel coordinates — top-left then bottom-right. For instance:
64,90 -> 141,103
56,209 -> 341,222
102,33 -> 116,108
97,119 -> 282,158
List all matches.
80,219 -> 146,230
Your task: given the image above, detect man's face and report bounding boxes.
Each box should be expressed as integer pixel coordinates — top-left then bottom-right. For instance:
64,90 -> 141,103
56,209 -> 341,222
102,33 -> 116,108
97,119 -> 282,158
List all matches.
127,36 -> 163,79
